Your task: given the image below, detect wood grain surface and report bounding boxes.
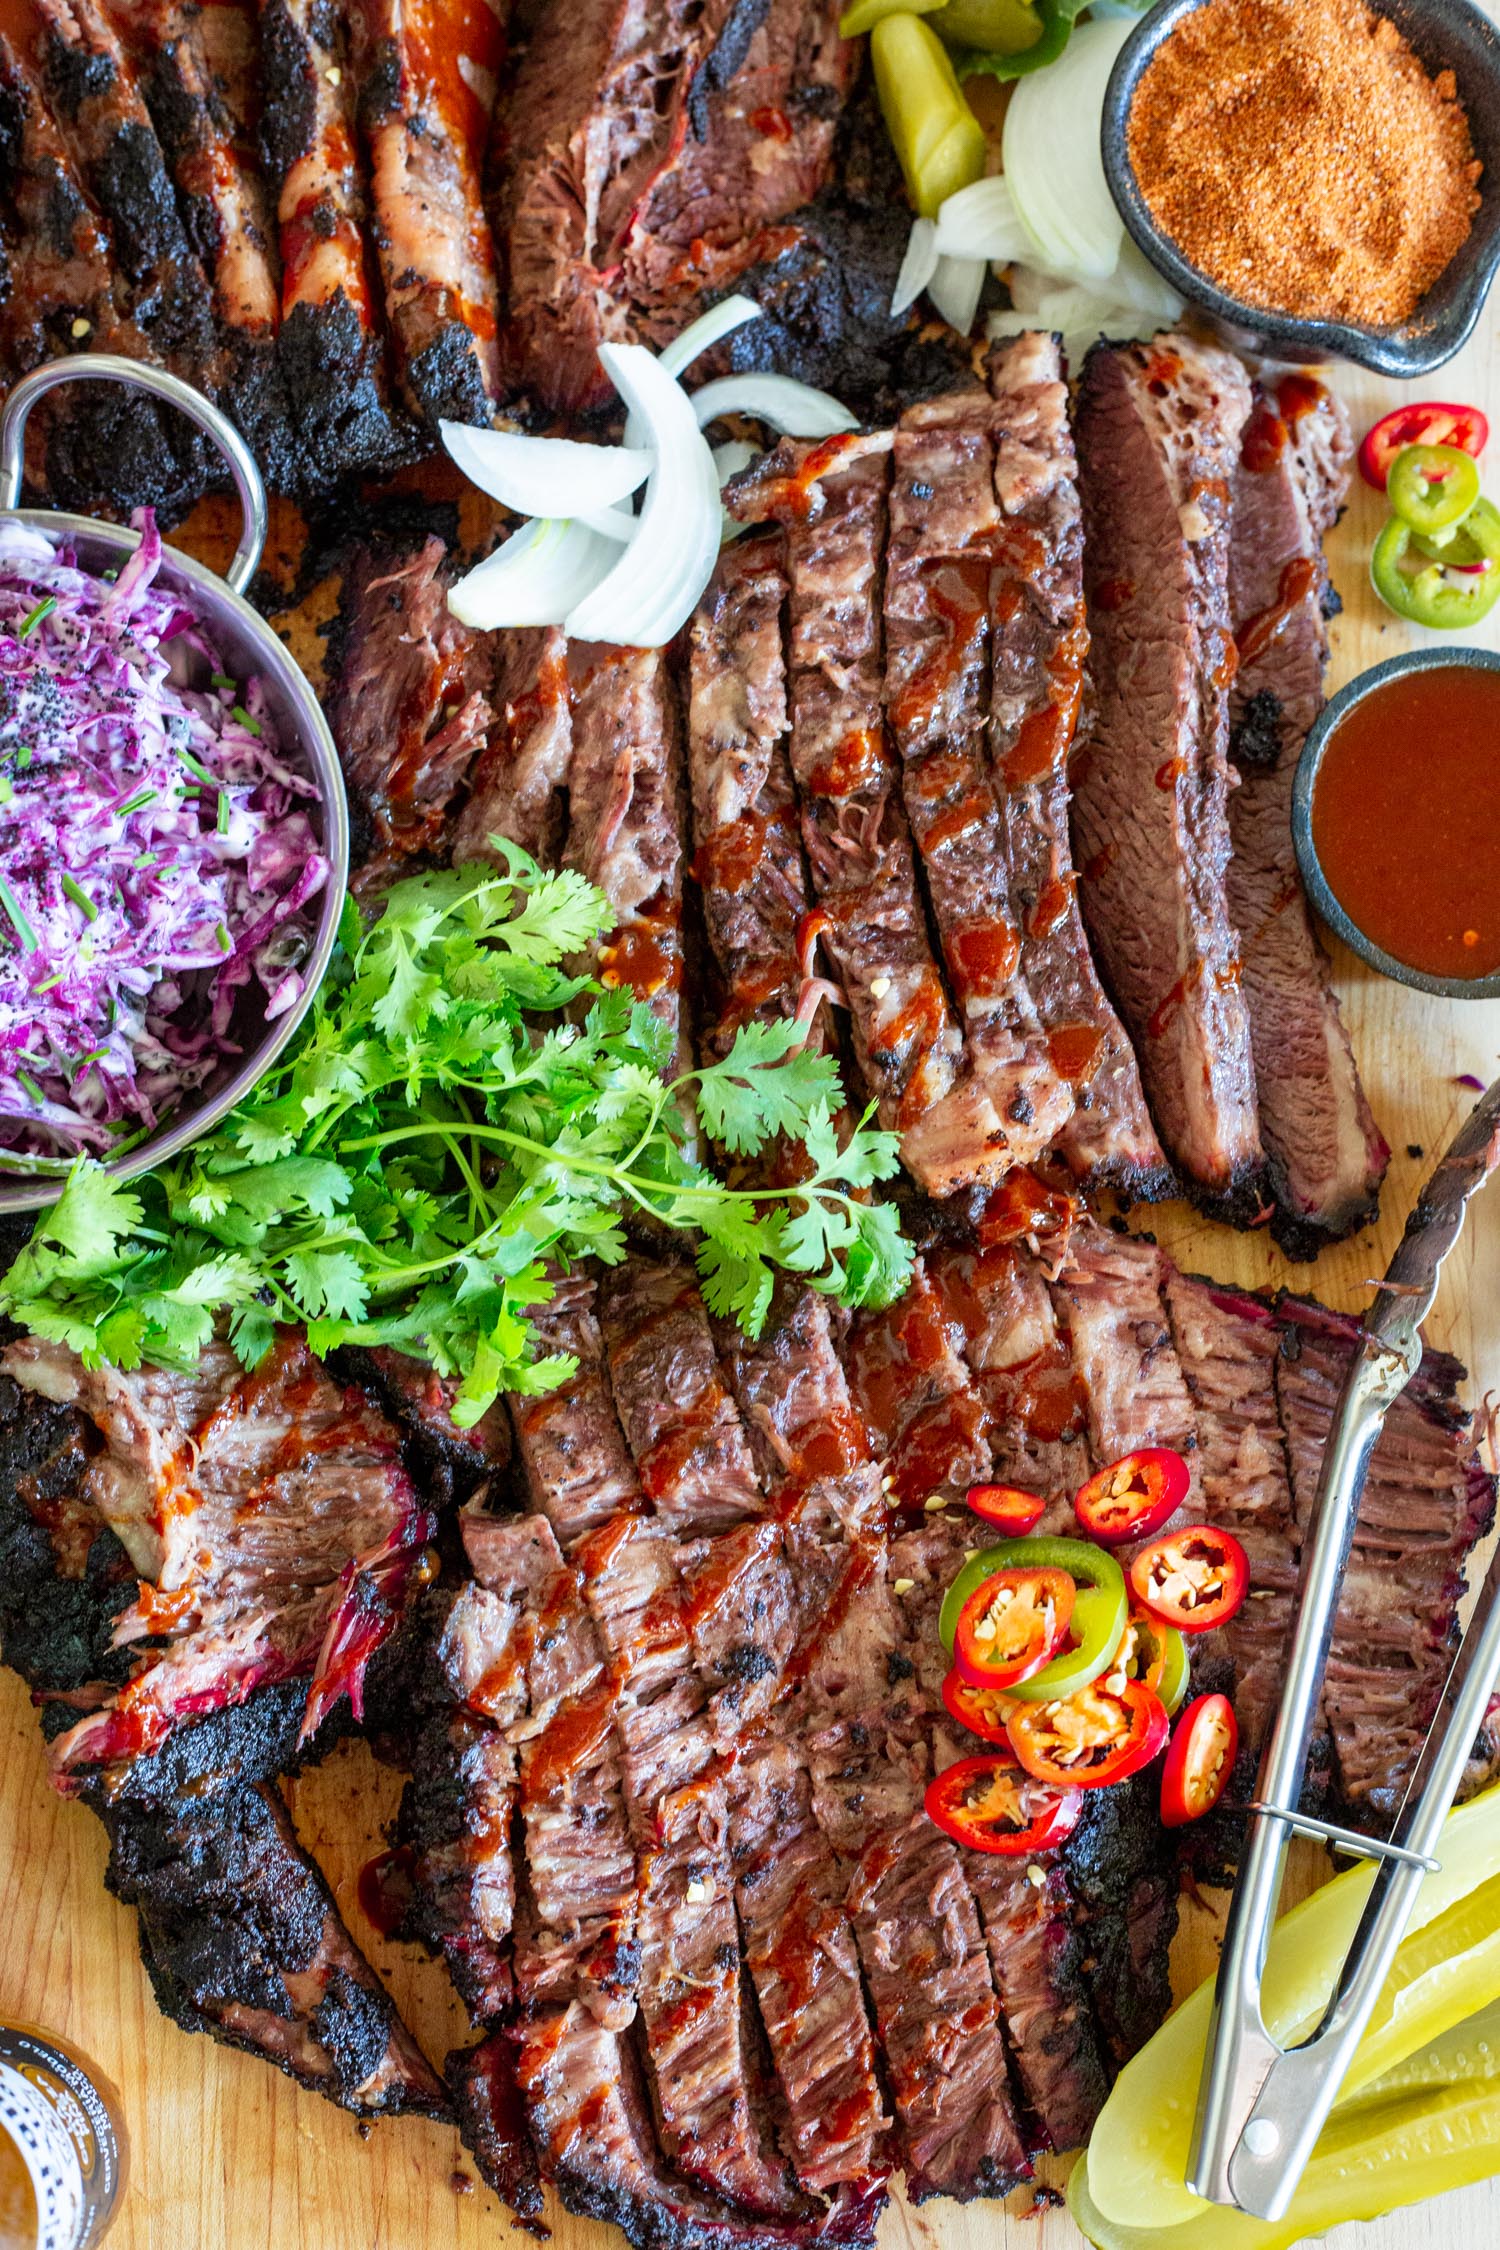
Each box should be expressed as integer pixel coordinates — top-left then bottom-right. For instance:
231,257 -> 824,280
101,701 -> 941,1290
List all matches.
3,243 -> 1499,2250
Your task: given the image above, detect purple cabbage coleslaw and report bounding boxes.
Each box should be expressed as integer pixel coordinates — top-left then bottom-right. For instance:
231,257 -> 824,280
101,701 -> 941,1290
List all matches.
0,512 -> 328,1160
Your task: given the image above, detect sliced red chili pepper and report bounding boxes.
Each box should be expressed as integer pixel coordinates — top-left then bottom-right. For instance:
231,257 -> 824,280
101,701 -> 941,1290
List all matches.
924,1753 -> 1082,1856
954,1564 -> 1074,1691
1358,401 -> 1488,490
1072,1446 -> 1190,1544
1160,1692 -> 1239,1826
1128,1525 -> 1249,1634
966,1482 -> 1046,1535
941,1667 -> 1013,1745
1006,1678 -> 1168,1790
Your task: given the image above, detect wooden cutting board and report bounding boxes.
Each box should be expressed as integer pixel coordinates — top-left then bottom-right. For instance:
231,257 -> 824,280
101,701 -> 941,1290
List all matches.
2,285 -> 1499,2250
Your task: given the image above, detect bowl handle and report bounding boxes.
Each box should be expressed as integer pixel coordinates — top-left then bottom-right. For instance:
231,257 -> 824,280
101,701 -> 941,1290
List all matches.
0,354 -> 268,595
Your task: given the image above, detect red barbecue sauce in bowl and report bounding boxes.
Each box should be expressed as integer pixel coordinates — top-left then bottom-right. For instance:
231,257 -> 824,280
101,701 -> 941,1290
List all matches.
1308,662 -> 1500,982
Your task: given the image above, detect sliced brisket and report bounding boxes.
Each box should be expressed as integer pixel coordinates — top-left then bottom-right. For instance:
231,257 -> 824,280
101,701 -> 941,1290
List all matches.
34,0 -> 221,509
2,1332 -> 434,1784
1227,375 -> 1388,1257
103,1780 -> 447,2115
397,1701 -> 518,2025
562,646 -> 688,1074
490,0 -> 850,414
984,334 -> 1167,1198
687,533 -> 820,1058
884,388 -> 1074,1171
348,0 -> 504,427
730,434 -> 1014,1200
327,534 -> 491,876
107,0 -> 295,487
1272,1296 -> 1496,1822
1070,334 -> 1263,1217
450,626 -> 573,869
256,0 -> 413,488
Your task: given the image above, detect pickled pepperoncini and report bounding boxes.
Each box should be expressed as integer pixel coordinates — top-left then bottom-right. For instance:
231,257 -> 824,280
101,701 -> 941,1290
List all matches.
869,13 -> 987,216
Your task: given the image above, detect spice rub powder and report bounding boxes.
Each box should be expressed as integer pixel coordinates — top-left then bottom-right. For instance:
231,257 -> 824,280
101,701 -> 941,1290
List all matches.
1127,0 -> 1481,329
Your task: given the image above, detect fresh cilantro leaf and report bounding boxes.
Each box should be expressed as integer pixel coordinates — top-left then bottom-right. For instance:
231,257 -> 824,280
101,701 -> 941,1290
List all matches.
0,854 -> 914,1420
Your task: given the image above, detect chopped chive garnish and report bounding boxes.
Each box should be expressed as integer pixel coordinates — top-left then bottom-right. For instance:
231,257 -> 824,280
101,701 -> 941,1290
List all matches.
60,874 -> 98,922
131,851 -> 160,870
73,1048 -> 109,1073
210,673 -> 236,691
217,790 -> 230,834
175,745 -> 217,786
16,1070 -> 44,1104
214,924 -> 232,955
16,747 -> 32,771
113,787 -> 157,818
33,971 -> 65,993
0,778 -> 13,807
230,703 -> 262,737
18,597 -> 56,640
0,875 -> 37,953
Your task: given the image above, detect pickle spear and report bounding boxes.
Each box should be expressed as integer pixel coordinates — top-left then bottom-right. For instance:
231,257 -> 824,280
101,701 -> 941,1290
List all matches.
870,13 -> 987,217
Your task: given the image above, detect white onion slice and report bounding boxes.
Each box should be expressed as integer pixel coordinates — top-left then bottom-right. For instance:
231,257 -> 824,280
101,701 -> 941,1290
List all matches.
714,440 -> 762,487
1106,239 -> 1185,321
892,216 -> 939,318
1003,16 -> 1134,284
439,421 -> 651,517
932,176 -> 1030,265
926,253 -> 987,337
689,373 -> 856,438
624,294 -> 764,446
448,516 -> 619,630
714,440 -> 762,545
579,504 -> 641,542
657,293 -> 762,381
566,343 -> 722,648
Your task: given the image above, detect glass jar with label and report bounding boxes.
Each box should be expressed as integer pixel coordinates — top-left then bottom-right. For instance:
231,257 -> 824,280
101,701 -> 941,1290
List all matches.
0,2026 -> 125,2250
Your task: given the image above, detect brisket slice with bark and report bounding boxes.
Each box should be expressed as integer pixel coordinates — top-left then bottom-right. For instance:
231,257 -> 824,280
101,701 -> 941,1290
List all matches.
562,646 -> 689,1078
102,1779 -> 448,2115
327,534 -> 492,878
1,1332 -> 435,1786
1071,334 -> 1264,1218
490,0 -> 852,414
1226,375 -> 1389,1257
33,0 -> 221,510
985,334 -> 1168,1200
104,0 -> 295,490
256,0 -> 415,490
884,388 -> 1074,1170
348,0 -> 504,427
728,433 -> 1020,1200
686,532 -> 824,1060
0,31 -> 204,516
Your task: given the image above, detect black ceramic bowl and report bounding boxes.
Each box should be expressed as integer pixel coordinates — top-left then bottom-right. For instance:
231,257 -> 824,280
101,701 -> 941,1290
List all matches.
1102,0 -> 1500,375
1291,647 -> 1500,1000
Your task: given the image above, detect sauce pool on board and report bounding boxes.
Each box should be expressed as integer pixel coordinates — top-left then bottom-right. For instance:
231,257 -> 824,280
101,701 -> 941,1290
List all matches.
1310,664 -> 1500,980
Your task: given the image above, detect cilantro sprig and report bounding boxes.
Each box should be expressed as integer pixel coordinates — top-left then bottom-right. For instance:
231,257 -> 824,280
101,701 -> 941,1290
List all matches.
0,845 -> 912,1425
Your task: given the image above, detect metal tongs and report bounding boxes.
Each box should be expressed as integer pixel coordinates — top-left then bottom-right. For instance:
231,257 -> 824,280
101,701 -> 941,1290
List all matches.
1191,1076 -> 1500,2219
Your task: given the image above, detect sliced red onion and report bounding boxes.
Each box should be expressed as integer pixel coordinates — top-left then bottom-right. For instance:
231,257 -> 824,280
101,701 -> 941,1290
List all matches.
565,344 -> 722,649
448,516 -> 620,630
439,421 -> 652,517
892,216 -> 939,318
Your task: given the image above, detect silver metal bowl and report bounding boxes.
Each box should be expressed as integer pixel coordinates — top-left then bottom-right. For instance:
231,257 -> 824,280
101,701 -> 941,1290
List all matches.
0,355 -> 349,1211
1291,646 -> 1500,1000
1102,0 -> 1500,377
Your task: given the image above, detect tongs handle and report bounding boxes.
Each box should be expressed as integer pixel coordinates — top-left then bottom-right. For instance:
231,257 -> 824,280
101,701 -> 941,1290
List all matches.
1190,1077 -> 1500,2220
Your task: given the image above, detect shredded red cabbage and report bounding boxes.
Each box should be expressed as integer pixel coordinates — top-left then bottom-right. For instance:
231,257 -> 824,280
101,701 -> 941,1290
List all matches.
0,513 -> 328,1159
